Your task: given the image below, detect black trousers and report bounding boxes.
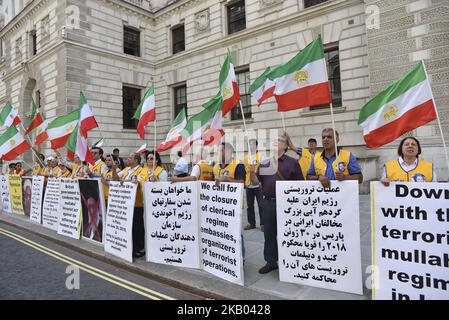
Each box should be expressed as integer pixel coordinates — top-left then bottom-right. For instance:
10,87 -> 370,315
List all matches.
133,207 -> 145,252
246,187 -> 264,227
261,197 -> 277,267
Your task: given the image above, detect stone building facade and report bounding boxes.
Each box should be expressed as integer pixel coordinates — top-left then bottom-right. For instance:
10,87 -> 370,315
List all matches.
0,0 -> 448,180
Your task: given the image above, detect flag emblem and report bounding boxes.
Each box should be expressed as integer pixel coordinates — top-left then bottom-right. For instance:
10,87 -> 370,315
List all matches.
383,106 -> 399,122
66,124 -> 75,133
10,139 -> 15,146
223,86 -> 232,100
295,71 -> 309,85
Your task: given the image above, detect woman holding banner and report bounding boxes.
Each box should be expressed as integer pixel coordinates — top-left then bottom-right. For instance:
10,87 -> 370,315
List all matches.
381,137 -> 437,186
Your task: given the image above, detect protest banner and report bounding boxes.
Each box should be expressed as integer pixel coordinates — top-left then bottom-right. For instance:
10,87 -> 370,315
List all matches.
144,182 -> 200,268
79,179 -> 106,245
8,175 -> 24,215
42,178 -> 61,231
22,177 -> 32,217
1,175 -> 12,214
57,179 -> 82,239
199,181 -> 244,286
276,181 -> 363,295
372,182 -> 449,300
104,181 -> 137,263
29,176 -> 45,224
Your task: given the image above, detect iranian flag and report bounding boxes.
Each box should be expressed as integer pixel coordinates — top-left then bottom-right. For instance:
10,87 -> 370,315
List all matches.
46,109 -> 80,149
249,67 -> 275,107
79,91 -> 98,138
268,35 -> 332,111
35,117 -> 49,145
219,51 -> 240,116
25,99 -> 44,135
65,123 -> 94,165
358,62 -> 437,148
0,102 -> 21,127
181,93 -> 224,152
133,85 -> 156,140
0,126 -> 31,161
136,143 -> 148,155
157,108 -> 187,153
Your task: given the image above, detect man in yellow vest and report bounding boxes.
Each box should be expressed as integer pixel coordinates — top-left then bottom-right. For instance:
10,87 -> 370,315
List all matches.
113,153 -> 145,258
102,154 -> 120,203
286,135 -> 321,180
171,148 -> 213,182
307,128 -> 363,188
243,139 -> 264,231
89,147 -> 108,176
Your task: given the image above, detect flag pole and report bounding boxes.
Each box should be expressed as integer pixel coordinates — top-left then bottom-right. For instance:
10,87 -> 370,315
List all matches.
422,60 -> 449,173
281,112 -> 286,133
329,102 -> 340,163
238,101 -> 253,162
18,122 -> 45,168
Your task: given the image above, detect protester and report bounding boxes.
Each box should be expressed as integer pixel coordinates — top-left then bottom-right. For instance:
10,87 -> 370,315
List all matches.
89,147 -> 108,176
33,154 -> 46,176
14,162 -> 26,176
173,150 -> 189,178
8,163 -> 16,175
141,151 -> 168,182
70,156 -> 87,179
243,139 -> 264,231
57,161 -> 71,178
249,134 -> 304,274
101,154 -> 120,202
113,153 -> 145,258
286,134 -> 321,181
307,128 -> 363,188
172,148 -> 213,182
381,137 -> 436,186
113,148 -> 126,170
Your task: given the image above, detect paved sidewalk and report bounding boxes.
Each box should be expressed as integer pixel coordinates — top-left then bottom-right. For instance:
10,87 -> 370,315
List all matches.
0,195 -> 372,300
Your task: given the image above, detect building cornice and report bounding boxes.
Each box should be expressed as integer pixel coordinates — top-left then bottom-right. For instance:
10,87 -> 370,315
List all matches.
156,0 -> 364,67
0,0 -> 50,38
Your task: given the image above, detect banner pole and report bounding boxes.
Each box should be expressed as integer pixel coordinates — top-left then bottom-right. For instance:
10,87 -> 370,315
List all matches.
281,112 -> 286,133
329,102 -> 339,162
18,123 -> 45,168
238,101 -> 253,162
422,60 -> 449,174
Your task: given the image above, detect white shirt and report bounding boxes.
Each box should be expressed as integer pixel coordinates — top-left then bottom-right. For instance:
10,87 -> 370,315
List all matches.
174,157 -> 189,176
382,157 -> 437,182
190,164 -> 201,179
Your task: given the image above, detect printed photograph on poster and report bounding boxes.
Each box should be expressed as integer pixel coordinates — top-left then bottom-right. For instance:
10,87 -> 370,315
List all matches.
79,179 -> 106,245
22,177 -> 32,218
0,175 -> 12,214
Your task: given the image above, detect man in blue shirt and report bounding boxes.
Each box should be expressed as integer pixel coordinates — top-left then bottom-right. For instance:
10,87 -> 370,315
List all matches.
306,128 -> 363,188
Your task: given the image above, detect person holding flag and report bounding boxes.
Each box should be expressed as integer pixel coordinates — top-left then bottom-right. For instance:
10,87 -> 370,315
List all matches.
101,154 -> 121,204
286,134 -> 322,180
57,161 -> 71,178
88,147 -> 108,176
140,151 -> 168,182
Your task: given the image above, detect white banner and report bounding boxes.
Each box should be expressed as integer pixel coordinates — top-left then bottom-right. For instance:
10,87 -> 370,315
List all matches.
199,181 -> 244,286
144,182 -> 200,268
372,182 -> 449,300
276,181 -> 363,295
57,179 -> 82,240
0,175 -> 12,214
104,181 -> 137,263
42,178 -> 61,231
29,176 -> 45,224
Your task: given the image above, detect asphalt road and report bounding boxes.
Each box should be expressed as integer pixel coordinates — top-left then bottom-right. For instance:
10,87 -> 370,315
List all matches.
0,223 -> 205,300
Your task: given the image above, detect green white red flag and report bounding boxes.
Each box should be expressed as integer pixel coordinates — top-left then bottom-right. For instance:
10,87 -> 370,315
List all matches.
249,67 -> 275,107
79,91 -> 98,138
46,109 -> 80,149
133,85 -> 156,140
358,62 -> 437,148
0,125 -> 31,161
268,35 -> 332,111
25,99 -> 44,135
65,122 -> 94,165
0,102 -> 21,127
157,109 -> 187,153
219,51 -> 240,116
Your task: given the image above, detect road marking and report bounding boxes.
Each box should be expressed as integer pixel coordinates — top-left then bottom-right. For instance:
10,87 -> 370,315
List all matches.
0,227 -> 176,300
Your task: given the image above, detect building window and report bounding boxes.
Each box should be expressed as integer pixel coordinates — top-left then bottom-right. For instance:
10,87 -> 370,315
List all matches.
310,47 -> 342,111
123,86 -> 142,129
174,85 -> 187,119
172,24 -> 185,54
231,69 -> 251,121
304,0 -> 329,8
30,30 -> 37,56
227,0 -> 246,35
124,26 -> 140,57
